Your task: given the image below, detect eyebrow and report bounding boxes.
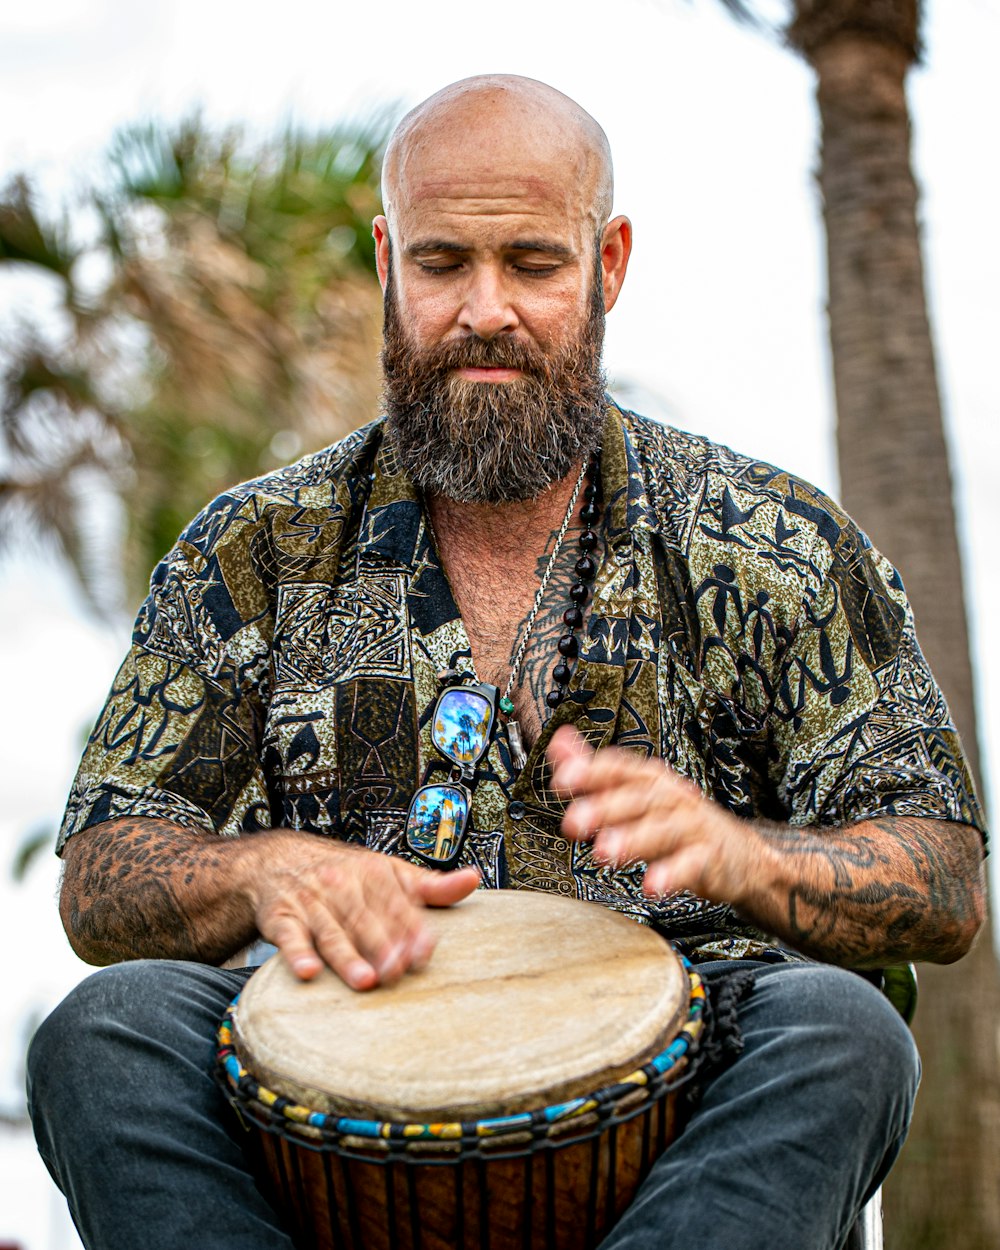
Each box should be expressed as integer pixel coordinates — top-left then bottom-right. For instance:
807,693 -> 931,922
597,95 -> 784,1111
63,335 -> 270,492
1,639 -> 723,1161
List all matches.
404,239 -> 575,259
508,240 -> 575,258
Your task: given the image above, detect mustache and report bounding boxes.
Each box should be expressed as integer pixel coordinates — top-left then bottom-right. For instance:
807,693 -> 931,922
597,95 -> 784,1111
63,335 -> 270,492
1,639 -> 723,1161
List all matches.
383,333 -> 555,380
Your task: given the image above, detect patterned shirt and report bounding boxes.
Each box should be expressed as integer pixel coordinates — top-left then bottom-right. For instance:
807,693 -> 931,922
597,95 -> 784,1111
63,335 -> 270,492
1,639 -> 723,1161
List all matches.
59,404 -> 985,960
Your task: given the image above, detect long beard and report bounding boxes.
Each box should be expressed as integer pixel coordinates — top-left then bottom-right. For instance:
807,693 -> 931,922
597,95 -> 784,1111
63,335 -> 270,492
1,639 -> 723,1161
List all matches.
380,272 -> 607,503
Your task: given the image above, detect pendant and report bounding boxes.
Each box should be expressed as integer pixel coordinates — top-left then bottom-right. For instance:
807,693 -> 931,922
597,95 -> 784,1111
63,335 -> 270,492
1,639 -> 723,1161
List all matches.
506,719 -> 528,772
499,695 -> 515,715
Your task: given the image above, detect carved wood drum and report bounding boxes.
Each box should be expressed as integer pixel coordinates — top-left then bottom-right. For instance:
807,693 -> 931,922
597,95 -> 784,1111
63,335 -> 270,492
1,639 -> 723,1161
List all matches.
217,890 -> 705,1250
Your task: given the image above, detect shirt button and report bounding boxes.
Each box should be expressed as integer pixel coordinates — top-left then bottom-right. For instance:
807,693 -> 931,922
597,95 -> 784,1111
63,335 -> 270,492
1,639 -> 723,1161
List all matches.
508,801 -> 527,821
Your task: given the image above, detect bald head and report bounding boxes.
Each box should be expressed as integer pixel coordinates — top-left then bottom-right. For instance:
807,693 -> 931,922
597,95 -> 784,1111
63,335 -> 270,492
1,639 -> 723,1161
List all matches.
381,75 -> 614,236
373,77 -> 632,502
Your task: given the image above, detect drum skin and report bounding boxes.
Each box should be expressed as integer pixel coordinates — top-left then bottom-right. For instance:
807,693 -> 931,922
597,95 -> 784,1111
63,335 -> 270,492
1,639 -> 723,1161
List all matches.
222,890 -> 701,1250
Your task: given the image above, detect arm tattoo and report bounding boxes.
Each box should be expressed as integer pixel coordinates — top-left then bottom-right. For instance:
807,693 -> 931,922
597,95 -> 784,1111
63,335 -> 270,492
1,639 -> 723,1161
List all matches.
60,817 -> 257,966
754,815 -> 985,967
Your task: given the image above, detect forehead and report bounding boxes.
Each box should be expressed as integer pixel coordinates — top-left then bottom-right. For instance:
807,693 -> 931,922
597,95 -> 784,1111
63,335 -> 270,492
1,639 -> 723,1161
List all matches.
390,127 -> 602,247
402,180 -> 587,244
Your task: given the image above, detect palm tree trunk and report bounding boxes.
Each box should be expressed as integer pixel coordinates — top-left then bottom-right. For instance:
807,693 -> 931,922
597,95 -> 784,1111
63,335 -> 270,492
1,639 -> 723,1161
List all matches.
788,4 -> 1000,1246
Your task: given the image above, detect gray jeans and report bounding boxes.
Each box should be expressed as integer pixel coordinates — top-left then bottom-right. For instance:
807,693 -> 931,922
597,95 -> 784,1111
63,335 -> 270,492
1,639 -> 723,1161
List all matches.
27,958 -> 919,1250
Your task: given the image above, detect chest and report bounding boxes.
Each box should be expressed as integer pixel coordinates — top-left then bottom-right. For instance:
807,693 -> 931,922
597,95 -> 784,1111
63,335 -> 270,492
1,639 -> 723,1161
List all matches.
442,547 -> 553,745
261,520 -> 726,860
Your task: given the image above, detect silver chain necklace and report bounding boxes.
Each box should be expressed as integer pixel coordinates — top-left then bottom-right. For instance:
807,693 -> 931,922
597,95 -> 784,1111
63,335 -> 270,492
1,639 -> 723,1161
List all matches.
425,453 -> 596,774
500,457 -> 590,770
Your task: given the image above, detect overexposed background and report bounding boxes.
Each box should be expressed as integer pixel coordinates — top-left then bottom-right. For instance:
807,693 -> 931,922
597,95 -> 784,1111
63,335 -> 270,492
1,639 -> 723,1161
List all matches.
1,1 -> 997,1243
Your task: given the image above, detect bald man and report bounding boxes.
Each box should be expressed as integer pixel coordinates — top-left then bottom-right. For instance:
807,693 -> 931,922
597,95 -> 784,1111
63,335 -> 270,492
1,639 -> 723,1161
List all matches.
29,76 -> 985,1250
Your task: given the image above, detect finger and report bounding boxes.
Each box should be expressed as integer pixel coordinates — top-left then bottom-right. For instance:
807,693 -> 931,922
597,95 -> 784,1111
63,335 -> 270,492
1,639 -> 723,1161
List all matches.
356,865 -> 439,981
267,912 -> 324,980
264,910 -> 374,988
563,771 -> 699,841
547,725 -> 595,781
299,901 -> 381,990
412,865 -> 481,908
330,872 -> 416,983
547,726 -> 596,796
399,865 -> 480,966
643,845 -> 715,901
591,818 -> 681,870
549,740 -> 662,799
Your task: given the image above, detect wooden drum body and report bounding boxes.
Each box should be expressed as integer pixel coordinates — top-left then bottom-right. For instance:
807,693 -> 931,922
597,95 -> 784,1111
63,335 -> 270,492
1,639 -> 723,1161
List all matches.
217,890 -> 705,1250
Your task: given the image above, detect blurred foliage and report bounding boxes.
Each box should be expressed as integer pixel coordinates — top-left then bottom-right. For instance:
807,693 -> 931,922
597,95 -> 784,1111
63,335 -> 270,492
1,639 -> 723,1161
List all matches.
11,822 -> 53,882
0,115 -> 388,611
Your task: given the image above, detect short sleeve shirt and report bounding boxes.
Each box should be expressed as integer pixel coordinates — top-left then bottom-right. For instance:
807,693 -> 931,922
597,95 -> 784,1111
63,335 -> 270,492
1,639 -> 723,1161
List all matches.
59,405 -> 986,960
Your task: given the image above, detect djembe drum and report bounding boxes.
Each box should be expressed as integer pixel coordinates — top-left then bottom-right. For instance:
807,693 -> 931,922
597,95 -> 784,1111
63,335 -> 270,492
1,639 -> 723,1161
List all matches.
217,890 -> 705,1250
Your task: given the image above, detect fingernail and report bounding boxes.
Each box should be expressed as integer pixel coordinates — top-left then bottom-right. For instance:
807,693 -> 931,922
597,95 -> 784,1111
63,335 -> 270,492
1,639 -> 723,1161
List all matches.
347,959 -> 375,988
556,758 -> 585,788
645,865 -> 671,896
568,800 -> 594,831
597,831 -> 623,864
411,930 -> 434,966
378,942 -> 405,976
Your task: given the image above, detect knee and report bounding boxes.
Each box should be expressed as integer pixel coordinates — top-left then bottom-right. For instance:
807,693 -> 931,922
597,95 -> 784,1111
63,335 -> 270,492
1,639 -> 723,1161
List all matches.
28,963 -> 156,1097
28,962 -> 151,1161
766,964 -> 921,1115
807,965 -> 918,1062
28,960 -> 227,1108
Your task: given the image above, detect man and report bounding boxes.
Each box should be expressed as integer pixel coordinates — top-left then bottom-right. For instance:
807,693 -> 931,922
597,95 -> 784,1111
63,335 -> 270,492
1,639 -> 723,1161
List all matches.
29,75 -> 986,1250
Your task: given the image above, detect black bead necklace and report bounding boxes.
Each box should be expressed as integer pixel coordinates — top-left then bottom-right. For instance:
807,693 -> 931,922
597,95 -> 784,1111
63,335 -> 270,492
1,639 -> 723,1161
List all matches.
545,472 -> 601,708
500,453 -> 601,770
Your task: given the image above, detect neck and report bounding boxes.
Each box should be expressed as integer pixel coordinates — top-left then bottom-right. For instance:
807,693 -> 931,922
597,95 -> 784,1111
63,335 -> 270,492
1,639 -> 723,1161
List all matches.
426,463 -> 584,556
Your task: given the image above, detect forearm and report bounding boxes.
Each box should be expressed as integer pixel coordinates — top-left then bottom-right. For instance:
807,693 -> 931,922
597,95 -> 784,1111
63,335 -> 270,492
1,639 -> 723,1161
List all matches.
548,728 -> 986,969
60,816 -> 285,966
59,813 -> 482,987
739,815 -> 986,968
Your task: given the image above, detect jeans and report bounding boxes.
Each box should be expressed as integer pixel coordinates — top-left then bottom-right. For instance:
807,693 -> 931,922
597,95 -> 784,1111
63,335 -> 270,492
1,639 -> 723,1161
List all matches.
27,958 -> 919,1250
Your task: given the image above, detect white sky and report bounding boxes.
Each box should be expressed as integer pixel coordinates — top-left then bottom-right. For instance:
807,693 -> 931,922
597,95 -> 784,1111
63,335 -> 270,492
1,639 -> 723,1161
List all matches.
0,1 -> 997,1244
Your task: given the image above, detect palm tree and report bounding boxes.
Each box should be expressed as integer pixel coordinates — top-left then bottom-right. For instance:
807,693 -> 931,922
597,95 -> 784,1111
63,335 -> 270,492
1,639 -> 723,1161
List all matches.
1,115 -> 387,608
0,176 -> 127,612
710,2 -> 1000,1244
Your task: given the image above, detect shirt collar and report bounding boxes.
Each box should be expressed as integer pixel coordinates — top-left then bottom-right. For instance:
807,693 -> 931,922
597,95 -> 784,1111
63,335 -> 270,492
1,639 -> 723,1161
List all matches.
357,400 -> 658,569
358,427 -> 424,568
601,400 -> 659,544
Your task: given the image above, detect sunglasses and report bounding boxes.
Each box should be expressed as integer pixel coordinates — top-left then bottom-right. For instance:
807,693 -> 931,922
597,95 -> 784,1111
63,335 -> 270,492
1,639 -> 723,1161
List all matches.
405,682 -> 499,868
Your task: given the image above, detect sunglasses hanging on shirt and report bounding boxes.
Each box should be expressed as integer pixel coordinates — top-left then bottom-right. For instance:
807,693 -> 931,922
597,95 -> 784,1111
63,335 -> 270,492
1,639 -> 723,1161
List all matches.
405,682 -> 499,868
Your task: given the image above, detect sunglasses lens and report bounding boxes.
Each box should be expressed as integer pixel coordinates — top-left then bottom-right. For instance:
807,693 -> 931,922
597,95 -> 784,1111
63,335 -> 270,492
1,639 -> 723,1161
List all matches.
406,784 -> 471,863
432,688 -> 494,768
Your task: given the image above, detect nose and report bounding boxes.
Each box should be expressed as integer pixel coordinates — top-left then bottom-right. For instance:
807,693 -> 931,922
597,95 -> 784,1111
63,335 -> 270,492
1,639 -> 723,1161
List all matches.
456,266 -> 519,339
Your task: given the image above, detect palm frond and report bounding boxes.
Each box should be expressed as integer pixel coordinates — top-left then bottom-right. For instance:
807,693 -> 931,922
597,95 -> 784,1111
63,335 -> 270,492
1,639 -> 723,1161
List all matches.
2,344 -> 103,427
0,177 -> 78,278
11,823 -> 54,882
786,1 -> 921,60
1,112 -> 388,603
715,0 -> 763,22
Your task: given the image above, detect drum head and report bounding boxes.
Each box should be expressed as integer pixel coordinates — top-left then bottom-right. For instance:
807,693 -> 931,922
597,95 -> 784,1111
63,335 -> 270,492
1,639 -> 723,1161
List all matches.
234,890 -> 687,1121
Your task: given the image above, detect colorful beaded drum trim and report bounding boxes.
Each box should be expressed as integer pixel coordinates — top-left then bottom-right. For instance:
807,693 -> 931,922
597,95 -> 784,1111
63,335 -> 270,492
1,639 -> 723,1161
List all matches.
216,963 -> 705,1148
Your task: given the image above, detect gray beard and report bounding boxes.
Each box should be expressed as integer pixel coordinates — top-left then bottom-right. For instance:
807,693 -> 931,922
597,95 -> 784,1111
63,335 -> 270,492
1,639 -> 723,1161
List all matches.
380,274 -> 607,503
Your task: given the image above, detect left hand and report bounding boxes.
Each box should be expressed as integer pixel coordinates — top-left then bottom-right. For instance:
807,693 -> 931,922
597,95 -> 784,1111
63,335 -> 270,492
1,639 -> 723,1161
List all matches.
547,725 -> 756,903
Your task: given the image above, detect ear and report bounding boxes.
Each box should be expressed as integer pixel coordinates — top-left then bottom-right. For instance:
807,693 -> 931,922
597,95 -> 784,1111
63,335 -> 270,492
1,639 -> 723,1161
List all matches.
599,215 -> 632,313
372,215 -> 391,292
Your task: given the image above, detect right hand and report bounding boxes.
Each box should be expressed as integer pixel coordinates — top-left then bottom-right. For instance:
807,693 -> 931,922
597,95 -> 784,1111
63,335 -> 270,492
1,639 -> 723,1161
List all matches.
244,832 -> 480,989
